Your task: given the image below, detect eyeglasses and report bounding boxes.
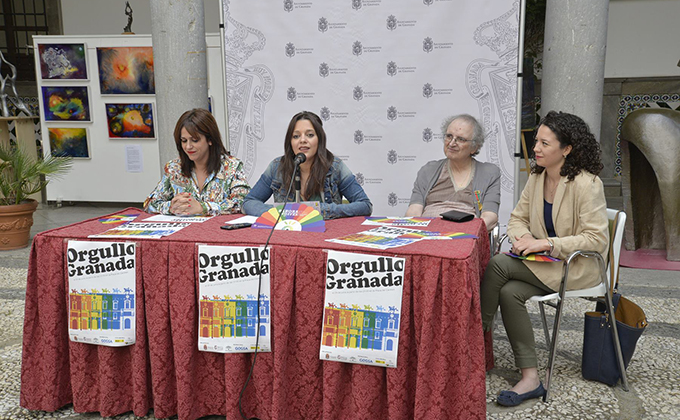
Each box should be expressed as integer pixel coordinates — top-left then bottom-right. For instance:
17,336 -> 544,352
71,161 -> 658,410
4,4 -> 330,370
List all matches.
444,134 -> 469,144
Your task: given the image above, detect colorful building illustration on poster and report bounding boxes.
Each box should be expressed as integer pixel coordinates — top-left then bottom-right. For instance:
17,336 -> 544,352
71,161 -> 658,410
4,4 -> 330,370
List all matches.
67,240 -> 136,347
69,288 -> 135,331
197,245 -> 272,353
321,303 -> 399,352
199,293 -> 270,339
320,250 -> 405,368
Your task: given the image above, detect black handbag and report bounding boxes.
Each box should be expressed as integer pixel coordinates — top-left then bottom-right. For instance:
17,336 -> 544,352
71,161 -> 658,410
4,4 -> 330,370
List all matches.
581,211 -> 648,385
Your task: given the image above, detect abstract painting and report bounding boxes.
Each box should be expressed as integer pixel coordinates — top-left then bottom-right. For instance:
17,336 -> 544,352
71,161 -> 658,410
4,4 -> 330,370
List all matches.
97,47 -> 155,95
106,103 -> 155,139
38,43 -> 88,80
48,128 -> 90,159
41,86 -> 90,121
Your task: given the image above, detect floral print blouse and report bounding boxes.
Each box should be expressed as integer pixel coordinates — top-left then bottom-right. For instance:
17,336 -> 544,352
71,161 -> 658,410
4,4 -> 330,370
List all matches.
143,155 -> 250,215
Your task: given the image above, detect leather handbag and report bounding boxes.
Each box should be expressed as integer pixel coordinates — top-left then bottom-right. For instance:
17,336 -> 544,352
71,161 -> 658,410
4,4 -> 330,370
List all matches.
581,211 -> 648,386
582,293 -> 647,386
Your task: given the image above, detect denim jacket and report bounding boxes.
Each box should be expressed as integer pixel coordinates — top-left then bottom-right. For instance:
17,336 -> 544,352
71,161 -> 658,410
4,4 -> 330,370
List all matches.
243,157 -> 373,220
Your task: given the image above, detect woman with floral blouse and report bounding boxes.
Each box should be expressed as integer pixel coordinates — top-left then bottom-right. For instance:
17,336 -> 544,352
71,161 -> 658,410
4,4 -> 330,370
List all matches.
144,108 -> 249,215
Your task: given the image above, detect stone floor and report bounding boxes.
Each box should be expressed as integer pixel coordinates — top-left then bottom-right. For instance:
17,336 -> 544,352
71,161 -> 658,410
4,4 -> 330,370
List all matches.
1,203 -> 678,420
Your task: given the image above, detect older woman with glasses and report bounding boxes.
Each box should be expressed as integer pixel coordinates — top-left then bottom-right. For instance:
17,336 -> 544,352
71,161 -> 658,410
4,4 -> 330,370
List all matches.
406,114 -> 500,231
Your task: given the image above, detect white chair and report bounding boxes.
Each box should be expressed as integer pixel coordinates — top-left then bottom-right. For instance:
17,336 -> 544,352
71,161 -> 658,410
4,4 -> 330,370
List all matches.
529,209 -> 629,402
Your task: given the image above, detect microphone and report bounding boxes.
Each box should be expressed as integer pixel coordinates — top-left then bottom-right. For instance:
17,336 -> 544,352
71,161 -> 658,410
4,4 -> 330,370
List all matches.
294,153 -> 306,203
293,153 -> 306,165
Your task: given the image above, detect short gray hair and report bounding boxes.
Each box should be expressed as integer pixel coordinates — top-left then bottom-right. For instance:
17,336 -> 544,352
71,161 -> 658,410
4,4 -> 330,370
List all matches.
440,114 -> 485,157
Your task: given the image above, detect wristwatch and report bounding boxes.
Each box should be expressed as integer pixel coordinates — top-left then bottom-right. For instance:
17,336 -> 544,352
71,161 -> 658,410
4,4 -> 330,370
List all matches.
547,238 -> 554,255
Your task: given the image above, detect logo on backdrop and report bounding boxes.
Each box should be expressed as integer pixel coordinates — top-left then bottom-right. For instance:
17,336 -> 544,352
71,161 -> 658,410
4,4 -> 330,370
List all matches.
352,0 -> 362,10
352,41 -> 363,56
423,127 -> 433,143
388,193 -> 398,207
320,107 -> 331,121
423,83 -> 433,98
355,172 -> 365,186
424,0 -> 433,5
318,17 -> 329,32
284,0 -> 293,12
319,62 -> 329,78
354,130 -> 364,145
387,61 -> 397,77
423,37 -> 434,53
353,86 -> 364,101
387,150 -> 397,164
287,87 -> 297,102
386,15 -> 397,31
285,42 -> 296,57
387,106 -> 397,121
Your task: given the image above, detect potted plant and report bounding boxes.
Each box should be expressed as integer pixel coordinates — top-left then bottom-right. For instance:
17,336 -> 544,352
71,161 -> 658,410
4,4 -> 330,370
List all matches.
0,142 -> 71,250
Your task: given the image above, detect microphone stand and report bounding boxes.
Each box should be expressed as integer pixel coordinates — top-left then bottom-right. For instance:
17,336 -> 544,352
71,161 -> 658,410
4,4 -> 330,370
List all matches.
238,164 -> 300,420
294,166 -> 301,203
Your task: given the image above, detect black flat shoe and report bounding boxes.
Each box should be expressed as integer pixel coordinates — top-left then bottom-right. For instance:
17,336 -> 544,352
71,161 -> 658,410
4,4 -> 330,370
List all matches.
496,382 -> 546,407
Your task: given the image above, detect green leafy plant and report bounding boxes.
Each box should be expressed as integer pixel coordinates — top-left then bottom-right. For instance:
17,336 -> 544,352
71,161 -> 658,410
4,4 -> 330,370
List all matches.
0,143 -> 72,205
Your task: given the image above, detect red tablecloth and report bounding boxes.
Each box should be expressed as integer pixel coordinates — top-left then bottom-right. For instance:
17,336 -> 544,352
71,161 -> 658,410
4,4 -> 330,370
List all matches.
21,209 -> 491,420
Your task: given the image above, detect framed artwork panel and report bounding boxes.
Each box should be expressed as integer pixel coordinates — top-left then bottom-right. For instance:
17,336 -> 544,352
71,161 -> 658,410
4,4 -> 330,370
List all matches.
97,47 -> 155,95
38,43 -> 88,80
105,103 -> 155,139
48,128 -> 91,159
41,86 -> 91,122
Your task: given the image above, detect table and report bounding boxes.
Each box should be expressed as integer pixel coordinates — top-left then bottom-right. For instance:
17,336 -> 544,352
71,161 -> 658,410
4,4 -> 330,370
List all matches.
21,210 -> 492,420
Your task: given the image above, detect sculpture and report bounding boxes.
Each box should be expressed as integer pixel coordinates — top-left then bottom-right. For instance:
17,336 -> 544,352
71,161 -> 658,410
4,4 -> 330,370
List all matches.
0,50 -> 32,117
620,108 -> 680,261
123,1 -> 134,34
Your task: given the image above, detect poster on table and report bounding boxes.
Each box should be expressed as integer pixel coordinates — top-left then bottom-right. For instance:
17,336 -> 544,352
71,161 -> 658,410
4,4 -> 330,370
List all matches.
88,222 -> 191,239
197,245 -> 272,353
67,240 -> 136,346
326,226 -> 424,250
320,250 -> 405,368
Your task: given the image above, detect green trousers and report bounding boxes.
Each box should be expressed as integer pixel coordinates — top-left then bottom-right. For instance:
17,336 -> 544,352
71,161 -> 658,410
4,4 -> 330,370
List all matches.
481,254 -> 554,368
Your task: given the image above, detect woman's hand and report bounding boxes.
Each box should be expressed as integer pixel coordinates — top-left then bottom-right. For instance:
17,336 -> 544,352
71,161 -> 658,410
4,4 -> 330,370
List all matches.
170,193 -> 203,216
511,234 -> 550,256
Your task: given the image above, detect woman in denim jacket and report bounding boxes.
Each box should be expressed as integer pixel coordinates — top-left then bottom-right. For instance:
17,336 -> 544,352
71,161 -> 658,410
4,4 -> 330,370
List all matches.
243,111 -> 372,219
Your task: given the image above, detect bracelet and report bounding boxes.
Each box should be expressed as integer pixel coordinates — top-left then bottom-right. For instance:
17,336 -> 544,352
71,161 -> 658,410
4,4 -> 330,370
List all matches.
547,238 -> 554,255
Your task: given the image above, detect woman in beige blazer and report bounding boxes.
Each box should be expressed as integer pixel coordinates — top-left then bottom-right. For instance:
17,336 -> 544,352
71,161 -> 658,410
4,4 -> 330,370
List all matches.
481,111 -> 609,406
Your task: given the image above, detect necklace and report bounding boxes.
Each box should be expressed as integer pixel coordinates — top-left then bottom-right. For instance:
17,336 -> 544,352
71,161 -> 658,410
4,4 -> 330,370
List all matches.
545,177 -> 559,201
448,160 -> 473,189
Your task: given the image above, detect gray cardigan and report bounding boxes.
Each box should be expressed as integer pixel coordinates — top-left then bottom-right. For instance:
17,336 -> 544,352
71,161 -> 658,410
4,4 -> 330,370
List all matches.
408,158 -> 501,217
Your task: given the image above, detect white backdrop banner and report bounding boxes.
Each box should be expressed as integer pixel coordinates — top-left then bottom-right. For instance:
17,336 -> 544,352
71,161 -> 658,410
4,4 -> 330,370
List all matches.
223,0 -> 519,221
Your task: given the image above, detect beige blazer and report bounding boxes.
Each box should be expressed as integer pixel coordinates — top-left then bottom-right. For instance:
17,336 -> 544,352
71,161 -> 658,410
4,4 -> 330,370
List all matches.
507,171 -> 609,291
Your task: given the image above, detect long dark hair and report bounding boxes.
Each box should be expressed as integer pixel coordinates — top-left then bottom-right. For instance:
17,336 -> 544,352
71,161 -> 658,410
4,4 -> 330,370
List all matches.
174,108 -> 228,177
279,111 -> 334,198
532,110 -> 603,180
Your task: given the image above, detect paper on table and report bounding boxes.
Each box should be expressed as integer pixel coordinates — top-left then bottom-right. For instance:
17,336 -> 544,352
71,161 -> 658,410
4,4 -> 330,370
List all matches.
144,214 -> 214,223
226,215 -> 258,225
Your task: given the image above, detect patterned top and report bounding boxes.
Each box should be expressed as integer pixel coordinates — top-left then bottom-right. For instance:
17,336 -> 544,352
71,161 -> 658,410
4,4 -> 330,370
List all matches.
143,155 -> 250,215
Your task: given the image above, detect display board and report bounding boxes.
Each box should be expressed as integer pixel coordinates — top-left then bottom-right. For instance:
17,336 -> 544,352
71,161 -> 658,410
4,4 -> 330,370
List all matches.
222,0 -> 521,219
34,34 -> 227,203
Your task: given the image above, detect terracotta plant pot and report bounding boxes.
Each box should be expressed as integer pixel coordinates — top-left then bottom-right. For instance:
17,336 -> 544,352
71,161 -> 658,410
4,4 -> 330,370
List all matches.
0,199 -> 39,250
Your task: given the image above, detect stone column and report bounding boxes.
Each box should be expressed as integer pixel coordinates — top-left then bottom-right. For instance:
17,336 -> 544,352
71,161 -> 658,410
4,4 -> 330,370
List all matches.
541,0 -> 609,140
150,0 -> 209,173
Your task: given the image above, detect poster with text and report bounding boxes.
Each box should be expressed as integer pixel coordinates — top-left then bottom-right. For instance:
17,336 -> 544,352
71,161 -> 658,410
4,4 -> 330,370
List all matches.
67,240 -> 136,346
197,245 -> 271,353
320,250 -> 405,368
